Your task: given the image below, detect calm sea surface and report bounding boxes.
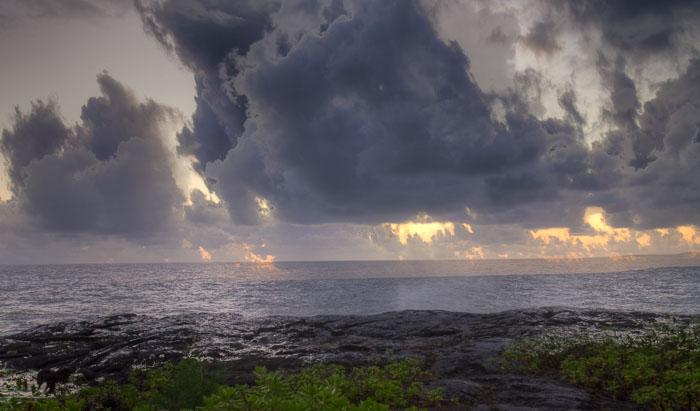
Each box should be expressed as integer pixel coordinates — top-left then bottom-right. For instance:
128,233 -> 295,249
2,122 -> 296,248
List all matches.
1,255 -> 699,335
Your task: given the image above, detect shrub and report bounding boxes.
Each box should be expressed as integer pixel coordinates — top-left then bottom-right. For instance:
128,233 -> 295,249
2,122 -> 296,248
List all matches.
0,357 -> 451,410
502,321 -> 700,410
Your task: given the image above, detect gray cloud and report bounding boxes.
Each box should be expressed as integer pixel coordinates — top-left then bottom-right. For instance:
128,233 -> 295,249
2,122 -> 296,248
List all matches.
421,1 -> 520,93
0,0 -> 130,24
138,0 -> 600,227
520,20 -> 560,57
1,73 -> 185,236
184,189 -> 229,226
22,138 -> 182,234
135,0 -> 700,231
136,0 -> 280,172
78,73 -> 175,160
487,27 -> 510,45
600,58 -> 700,229
0,0 -> 698,264
1,99 -> 73,192
558,88 -> 585,126
0,0 -> 689,242
597,56 -> 674,171
554,0 -> 700,61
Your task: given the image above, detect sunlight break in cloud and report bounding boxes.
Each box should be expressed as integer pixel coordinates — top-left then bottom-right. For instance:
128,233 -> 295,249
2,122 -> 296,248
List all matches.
255,197 -> 272,216
530,207 -> 638,252
530,207 -> 700,254
530,228 -> 573,245
198,246 -> 211,261
583,207 -> 631,243
636,234 -> 651,247
385,215 -> 456,245
678,226 -> 700,246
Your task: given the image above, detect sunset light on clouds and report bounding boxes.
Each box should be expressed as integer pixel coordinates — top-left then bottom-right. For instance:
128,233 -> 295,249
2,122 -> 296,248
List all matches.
0,0 -> 699,264
529,207 -> 699,258
385,216 -> 456,245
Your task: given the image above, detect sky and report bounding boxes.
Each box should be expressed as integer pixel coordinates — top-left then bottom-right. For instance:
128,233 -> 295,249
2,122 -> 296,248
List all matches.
0,0 -> 699,264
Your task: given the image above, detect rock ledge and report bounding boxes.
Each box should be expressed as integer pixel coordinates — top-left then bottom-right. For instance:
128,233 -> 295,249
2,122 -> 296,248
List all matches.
2,307 -> 692,410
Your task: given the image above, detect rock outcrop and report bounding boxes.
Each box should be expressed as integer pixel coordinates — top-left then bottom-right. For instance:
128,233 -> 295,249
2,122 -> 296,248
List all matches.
2,307 -> 692,409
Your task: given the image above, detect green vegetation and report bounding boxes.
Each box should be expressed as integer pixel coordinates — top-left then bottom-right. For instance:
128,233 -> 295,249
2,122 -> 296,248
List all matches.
502,321 -> 700,410
0,358 -> 452,410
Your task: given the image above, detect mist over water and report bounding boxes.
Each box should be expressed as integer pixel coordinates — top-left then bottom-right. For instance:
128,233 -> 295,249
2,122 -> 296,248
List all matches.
1,255 -> 699,335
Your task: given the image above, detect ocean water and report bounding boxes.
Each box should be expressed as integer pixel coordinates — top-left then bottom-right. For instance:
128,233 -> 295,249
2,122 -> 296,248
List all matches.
1,255 -> 699,335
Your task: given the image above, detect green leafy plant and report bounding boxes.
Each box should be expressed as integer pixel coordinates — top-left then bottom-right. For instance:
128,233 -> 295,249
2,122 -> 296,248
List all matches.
0,357 -> 454,410
502,321 -> 700,410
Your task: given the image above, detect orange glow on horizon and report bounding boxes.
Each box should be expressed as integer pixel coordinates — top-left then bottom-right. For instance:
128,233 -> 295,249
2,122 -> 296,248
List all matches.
530,227 -> 570,244
374,208 -> 698,260
245,251 -> 278,271
677,225 -> 700,246
583,207 -> 631,242
199,246 -> 212,261
454,247 -> 484,260
386,215 -> 456,245
609,255 -> 637,262
636,233 -> 651,247
530,207 -> 699,255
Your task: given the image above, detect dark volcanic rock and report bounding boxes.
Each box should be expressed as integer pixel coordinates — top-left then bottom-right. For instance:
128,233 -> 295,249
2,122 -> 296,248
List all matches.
1,307 -> 690,409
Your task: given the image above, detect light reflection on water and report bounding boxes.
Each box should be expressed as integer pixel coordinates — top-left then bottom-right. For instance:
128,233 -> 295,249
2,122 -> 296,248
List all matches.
0,257 -> 699,335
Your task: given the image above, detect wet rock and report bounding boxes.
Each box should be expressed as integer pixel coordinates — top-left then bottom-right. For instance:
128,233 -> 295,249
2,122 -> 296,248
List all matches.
426,379 -> 483,403
0,307 -> 691,410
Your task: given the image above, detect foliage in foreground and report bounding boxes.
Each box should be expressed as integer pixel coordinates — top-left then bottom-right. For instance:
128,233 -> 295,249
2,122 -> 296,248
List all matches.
502,321 -> 700,410
0,357 -> 451,410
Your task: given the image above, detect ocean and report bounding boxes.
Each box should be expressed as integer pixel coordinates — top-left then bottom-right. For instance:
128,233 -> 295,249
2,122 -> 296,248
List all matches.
1,254 -> 699,335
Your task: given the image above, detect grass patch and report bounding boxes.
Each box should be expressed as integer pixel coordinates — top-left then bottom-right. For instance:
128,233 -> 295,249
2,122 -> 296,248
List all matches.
502,321 -> 700,410
0,357 -> 452,410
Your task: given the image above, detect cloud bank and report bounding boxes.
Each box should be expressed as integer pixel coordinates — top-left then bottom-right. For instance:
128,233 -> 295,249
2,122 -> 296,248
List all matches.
1,72 -> 184,236
137,0 -> 700,231
1,0 -> 699,262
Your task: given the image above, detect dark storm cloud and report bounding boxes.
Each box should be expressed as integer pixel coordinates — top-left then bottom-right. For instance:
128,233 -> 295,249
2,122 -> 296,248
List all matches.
138,0 -> 592,226
136,0 -> 280,171
597,56 -> 669,170
184,189 -> 228,226
174,83 -> 231,173
600,58 -> 700,229
599,58 -> 640,132
135,0 -> 700,231
553,0 -> 700,60
1,73 -> 184,235
222,0 -> 521,223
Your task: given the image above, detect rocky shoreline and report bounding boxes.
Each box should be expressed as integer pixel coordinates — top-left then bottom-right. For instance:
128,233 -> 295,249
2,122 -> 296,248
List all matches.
1,307 -> 695,410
